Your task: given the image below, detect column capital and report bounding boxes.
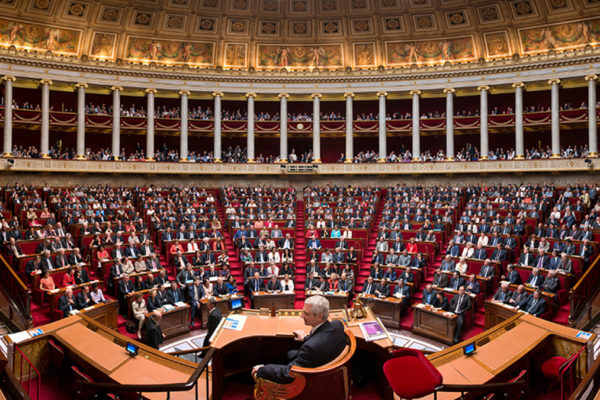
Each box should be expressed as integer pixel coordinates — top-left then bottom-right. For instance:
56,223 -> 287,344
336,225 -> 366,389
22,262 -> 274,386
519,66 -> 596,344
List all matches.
245,92 -> 257,98
38,79 -> 53,86
376,91 -> 388,97
111,86 -> 123,92
145,88 -> 158,95
178,90 -> 190,96
212,91 -> 224,97
278,93 -> 289,98
74,82 -> 88,89
477,85 -> 490,92
2,75 -> 16,82
548,78 -> 561,86
311,93 -> 322,99
409,89 -> 421,96
585,74 -> 598,82
443,88 -> 455,95
344,92 -> 355,98
512,82 -> 525,89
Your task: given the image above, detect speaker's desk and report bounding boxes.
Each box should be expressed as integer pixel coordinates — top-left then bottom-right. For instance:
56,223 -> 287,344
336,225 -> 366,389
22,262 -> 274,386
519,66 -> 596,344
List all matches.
209,308 -> 394,400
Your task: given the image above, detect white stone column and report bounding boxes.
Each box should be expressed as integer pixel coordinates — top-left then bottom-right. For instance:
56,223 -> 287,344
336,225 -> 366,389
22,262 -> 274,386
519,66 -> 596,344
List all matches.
312,93 -> 321,163
246,92 -> 256,162
549,78 -> 561,158
279,93 -> 289,162
179,90 -> 189,161
111,86 -> 122,159
344,92 -> 354,162
586,74 -> 598,158
410,90 -> 421,161
39,79 -> 52,158
2,75 -> 15,156
377,91 -> 387,162
213,91 -> 223,162
513,82 -> 525,159
75,82 -> 87,159
444,88 -> 455,160
145,88 -> 157,161
478,85 -> 490,160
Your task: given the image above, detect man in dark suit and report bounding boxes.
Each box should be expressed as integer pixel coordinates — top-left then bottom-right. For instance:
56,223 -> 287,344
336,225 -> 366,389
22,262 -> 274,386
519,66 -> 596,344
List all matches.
422,284 -> 436,305
490,244 -> 507,262
145,311 -> 165,349
504,264 -> 522,285
432,268 -> 449,288
493,282 -> 512,303
118,274 -> 135,315
449,271 -> 465,291
249,272 -> 265,294
449,286 -> 472,344
527,268 -> 545,288
508,285 -> 530,308
253,295 -> 346,383
187,278 -> 205,327
520,289 -> 546,317
542,270 -> 560,293
214,277 -> 229,296
75,285 -> 94,309
167,281 -> 184,304
68,248 -> 83,265
203,297 -> 223,347
361,276 -> 376,295
266,276 -> 283,292
58,287 -> 77,318
54,249 -> 69,268
519,247 -> 535,267
465,274 -> 480,295
533,250 -> 549,269
374,278 -> 391,298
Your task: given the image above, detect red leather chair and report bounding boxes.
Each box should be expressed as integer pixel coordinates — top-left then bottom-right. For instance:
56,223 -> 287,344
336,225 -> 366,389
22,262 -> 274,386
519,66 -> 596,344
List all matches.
383,349 -> 443,399
540,347 -> 584,400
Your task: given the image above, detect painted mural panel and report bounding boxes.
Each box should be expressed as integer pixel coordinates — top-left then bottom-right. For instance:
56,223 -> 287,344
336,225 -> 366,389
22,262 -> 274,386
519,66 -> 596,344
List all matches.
125,36 -> 214,66
519,18 -> 600,54
385,36 -> 476,66
0,18 -> 81,56
257,44 -> 343,68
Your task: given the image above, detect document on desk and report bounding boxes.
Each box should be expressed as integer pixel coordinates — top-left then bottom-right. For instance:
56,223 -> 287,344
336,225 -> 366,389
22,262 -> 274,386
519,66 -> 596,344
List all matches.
223,314 -> 247,331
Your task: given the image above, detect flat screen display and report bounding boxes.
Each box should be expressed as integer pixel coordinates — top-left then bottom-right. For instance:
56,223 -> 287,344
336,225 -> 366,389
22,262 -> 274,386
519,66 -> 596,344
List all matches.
231,298 -> 242,310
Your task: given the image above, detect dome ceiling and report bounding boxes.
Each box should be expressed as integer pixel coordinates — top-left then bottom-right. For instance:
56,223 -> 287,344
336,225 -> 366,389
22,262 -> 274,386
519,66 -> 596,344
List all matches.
0,0 -> 599,71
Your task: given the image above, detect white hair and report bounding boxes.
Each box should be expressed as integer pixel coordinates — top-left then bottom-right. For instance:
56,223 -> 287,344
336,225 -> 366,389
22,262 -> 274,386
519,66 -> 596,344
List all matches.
305,295 -> 330,319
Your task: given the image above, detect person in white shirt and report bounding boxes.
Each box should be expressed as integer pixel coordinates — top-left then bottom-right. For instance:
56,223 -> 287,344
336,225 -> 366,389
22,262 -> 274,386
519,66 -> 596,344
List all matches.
187,240 -> 199,253
461,242 -> 474,258
267,263 -> 280,277
477,233 -> 489,246
342,228 -> 352,239
281,275 -> 295,293
268,250 -> 281,263
455,257 -> 468,274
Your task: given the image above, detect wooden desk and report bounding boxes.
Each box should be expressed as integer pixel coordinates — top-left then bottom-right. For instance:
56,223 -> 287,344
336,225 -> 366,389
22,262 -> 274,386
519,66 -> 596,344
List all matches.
81,300 -> 118,330
412,303 -> 457,346
305,291 -> 349,309
358,294 -> 403,329
417,314 -> 597,400
6,316 -> 202,399
159,305 -> 191,340
199,295 -> 242,327
252,292 -> 295,310
484,300 -> 518,329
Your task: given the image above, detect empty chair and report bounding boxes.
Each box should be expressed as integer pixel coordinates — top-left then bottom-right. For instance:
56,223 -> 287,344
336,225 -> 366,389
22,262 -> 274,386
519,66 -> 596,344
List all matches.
383,348 -> 443,399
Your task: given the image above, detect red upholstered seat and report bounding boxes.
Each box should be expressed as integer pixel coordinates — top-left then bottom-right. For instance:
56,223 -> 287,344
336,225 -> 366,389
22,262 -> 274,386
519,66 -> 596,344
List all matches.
540,356 -> 567,379
383,349 -> 443,399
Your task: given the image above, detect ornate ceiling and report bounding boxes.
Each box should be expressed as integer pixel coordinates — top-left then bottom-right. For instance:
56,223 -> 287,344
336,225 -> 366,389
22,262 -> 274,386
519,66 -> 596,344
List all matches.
0,0 -> 599,71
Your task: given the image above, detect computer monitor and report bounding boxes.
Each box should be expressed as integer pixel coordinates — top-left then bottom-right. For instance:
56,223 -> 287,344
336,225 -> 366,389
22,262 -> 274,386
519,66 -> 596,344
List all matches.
126,342 -> 139,357
463,342 -> 476,356
231,298 -> 242,310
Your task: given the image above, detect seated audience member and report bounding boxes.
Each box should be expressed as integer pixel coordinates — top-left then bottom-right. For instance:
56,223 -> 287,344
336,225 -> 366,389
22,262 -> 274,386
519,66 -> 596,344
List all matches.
493,282 -> 512,303
132,293 -> 148,339
75,285 -> 94,309
526,268 -> 545,288
90,283 -> 106,303
281,275 -> 295,293
39,270 -> 56,291
167,280 -> 184,304
361,276 -> 376,295
519,289 -> 546,317
374,278 -> 391,298
146,288 -> 163,312
61,267 -> 76,287
58,287 -> 77,318
507,285 -> 530,308
432,290 -> 449,311
422,284 -> 436,305
266,275 -> 283,293
542,270 -> 560,293
214,276 -> 229,296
